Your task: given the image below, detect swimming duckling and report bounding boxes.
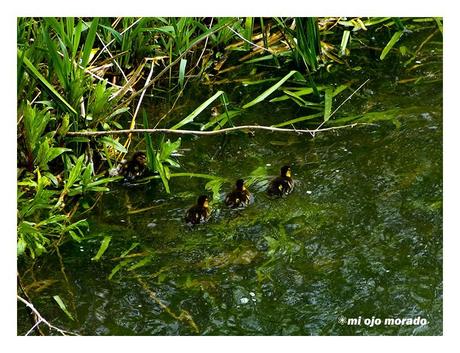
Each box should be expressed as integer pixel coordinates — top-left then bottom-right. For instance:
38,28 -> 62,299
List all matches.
185,195 -> 211,225
267,165 -> 294,196
122,151 -> 148,181
225,179 -> 251,208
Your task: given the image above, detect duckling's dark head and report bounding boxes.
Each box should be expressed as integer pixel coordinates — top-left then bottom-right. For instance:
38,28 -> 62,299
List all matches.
281,165 -> 292,178
197,195 -> 209,207
133,152 -> 147,165
236,179 -> 245,190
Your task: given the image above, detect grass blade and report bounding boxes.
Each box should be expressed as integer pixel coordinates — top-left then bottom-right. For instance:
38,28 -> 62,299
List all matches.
179,58 -> 187,88
272,112 -> 323,127
143,110 -> 156,171
323,87 -> 333,122
91,235 -> 111,261
170,91 -> 225,130
100,136 -> 128,153
128,256 -> 152,271
242,70 -> 298,109
108,259 -> 132,280
53,295 -> 75,321
18,49 -> 77,115
434,17 -> 443,34
81,18 -> 99,67
340,30 -> 350,57
380,30 -> 404,60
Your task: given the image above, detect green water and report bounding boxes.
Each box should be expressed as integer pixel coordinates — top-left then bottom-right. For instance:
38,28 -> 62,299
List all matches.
17,33 -> 442,336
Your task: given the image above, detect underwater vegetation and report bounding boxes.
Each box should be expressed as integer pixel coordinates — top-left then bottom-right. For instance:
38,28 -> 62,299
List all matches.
16,17 -> 442,336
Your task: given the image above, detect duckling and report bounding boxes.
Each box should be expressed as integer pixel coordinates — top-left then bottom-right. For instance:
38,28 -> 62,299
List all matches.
267,165 -> 294,196
185,195 -> 211,225
225,179 -> 251,208
122,152 -> 148,181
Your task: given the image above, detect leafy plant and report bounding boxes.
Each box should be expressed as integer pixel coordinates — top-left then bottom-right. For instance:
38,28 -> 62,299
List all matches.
143,110 -> 181,193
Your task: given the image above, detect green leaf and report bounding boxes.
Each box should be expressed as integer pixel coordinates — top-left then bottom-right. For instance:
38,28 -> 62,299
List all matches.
205,178 -> 225,201
272,112 -> 323,127
23,105 -> 51,153
170,91 -> 225,130
333,84 -> 350,97
53,295 -> 75,321
18,49 -> 77,115
434,17 -> 443,34
17,236 -> 27,256
201,110 -> 241,131
159,138 -> 181,161
340,30 -> 351,57
270,85 -> 327,102
107,107 -> 130,120
128,257 -> 152,271
323,87 -> 333,122
99,24 -> 122,43
47,147 -> 72,163
179,58 -> 187,88
66,154 -> 85,190
380,31 -> 404,60
91,235 -> 111,261
68,230 -> 82,243
99,136 -> 128,153
108,259 -> 132,280
81,18 -> 99,67
120,242 -> 140,257
143,110 -> 156,171
155,154 -> 170,193
71,20 -> 83,60
243,70 -> 298,109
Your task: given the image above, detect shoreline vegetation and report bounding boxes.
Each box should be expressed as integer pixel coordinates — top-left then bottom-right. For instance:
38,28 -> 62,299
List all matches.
17,17 -> 442,335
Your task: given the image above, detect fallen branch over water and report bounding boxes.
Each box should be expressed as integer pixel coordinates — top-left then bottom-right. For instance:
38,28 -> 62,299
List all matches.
17,295 -> 79,336
66,122 -> 373,137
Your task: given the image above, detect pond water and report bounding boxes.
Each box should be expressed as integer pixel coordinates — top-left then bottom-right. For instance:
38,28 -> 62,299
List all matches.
17,29 -> 442,336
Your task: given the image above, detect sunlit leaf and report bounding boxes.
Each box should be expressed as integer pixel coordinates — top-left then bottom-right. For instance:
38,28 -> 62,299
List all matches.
53,295 -> 75,321
380,31 -> 404,60
242,70 -> 298,109
323,87 -> 333,122
91,236 -> 112,261
171,91 -> 225,130
100,136 -> 128,153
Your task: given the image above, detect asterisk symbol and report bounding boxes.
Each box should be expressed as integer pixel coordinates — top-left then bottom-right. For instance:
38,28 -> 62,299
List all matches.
338,316 -> 347,325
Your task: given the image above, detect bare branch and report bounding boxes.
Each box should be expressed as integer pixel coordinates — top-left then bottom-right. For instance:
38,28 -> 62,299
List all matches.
65,123 -> 373,137
17,295 -> 78,336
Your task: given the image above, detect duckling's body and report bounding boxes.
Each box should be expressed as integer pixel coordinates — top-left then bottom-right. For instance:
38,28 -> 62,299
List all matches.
267,166 -> 294,196
122,152 -> 147,181
225,179 -> 251,208
185,195 -> 211,225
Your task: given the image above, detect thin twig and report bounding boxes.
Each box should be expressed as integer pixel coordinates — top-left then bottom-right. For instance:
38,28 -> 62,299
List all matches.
90,17 -> 143,67
95,32 -> 131,91
228,27 -> 273,53
17,272 -> 45,336
66,122 -> 373,137
123,58 -> 157,153
17,295 -> 78,336
131,58 -> 156,129
153,76 -> 191,129
192,18 -> 213,72
313,79 -> 370,135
